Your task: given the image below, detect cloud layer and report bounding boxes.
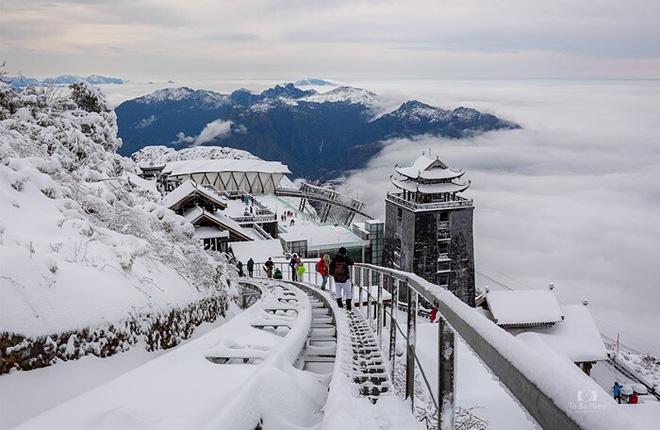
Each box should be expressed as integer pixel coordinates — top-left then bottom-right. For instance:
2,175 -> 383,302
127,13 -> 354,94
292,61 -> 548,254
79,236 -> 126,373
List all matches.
175,119 -> 244,146
338,79 -> 660,355
2,0 -> 659,79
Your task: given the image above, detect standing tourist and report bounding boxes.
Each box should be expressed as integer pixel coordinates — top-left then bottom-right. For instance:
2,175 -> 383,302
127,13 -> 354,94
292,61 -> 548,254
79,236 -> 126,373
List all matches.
329,247 -> 354,310
247,258 -> 254,277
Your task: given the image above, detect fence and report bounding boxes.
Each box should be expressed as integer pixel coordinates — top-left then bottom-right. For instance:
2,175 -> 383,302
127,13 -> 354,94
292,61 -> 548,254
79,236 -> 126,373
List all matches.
244,261 -> 640,430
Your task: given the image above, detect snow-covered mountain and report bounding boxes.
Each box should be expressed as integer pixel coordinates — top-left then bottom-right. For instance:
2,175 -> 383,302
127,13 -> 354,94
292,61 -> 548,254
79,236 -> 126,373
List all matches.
7,74 -> 124,88
293,78 -> 337,86
115,82 -> 520,179
0,82 -> 236,372
135,87 -> 229,108
300,86 -> 378,106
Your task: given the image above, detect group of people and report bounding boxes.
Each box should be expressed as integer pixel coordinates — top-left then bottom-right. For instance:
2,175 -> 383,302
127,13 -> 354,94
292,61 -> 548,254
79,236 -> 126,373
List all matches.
236,257 -> 281,279
611,381 -> 640,404
288,254 -> 306,281
233,247 -> 355,310
281,210 -> 296,226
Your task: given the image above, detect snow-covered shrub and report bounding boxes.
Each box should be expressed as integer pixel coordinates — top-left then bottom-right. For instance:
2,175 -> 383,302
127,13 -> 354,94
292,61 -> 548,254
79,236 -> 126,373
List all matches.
0,81 -> 238,371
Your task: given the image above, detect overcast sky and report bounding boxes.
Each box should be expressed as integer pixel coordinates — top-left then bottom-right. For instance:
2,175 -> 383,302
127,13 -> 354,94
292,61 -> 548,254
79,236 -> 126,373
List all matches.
2,0 -> 660,80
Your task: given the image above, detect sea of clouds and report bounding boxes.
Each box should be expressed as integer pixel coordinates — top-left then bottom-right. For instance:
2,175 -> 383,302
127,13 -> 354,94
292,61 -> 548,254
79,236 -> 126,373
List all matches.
339,79 -> 660,355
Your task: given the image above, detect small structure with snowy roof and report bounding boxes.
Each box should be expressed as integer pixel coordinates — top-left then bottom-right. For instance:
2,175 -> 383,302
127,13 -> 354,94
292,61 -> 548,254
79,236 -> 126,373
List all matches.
164,180 -> 227,214
229,239 -> 284,264
160,158 -> 291,194
384,153 -> 475,306
515,304 -> 608,371
484,289 -> 564,328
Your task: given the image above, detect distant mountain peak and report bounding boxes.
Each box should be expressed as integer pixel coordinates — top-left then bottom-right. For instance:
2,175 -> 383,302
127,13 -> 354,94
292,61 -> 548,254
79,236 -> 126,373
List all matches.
137,87 -> 228,107
387,100 -> 449,122
300,85 -> 378,106
294,78 -> 337,87
259,83 -> 316,100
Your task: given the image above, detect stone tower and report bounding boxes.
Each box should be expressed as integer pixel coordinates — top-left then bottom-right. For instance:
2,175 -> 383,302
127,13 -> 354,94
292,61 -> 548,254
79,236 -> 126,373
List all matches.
384,154 -> 476,306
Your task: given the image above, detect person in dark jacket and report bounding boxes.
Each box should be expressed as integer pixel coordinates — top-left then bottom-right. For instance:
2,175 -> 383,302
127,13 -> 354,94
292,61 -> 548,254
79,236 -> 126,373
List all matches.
264,257 -> 274,278
236,261 -> 244,277
329,247 -> 354,310
247,258 -> 254,277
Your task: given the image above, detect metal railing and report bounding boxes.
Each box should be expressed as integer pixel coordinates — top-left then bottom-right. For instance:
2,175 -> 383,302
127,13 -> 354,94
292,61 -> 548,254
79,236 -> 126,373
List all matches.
386,192 -> 473,212
240,261 -> 639,430
349,263 -> 639,430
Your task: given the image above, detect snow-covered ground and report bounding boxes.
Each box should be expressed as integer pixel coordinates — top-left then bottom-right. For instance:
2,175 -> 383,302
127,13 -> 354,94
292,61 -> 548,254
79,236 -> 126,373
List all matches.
0,313 -> 233,430
10,281 -> 319,430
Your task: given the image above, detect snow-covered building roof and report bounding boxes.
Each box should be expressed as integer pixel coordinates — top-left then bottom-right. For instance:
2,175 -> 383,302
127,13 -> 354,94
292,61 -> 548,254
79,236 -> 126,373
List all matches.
162,159 -> 291,194
279,224 -> 369,251
163,180 -> 227,211
395,155 -> 464,181
485,289 -> 564,327
514,305 -> 608,363
391,154 -> 471,200
229,239 -> 284,263
183,207 -> 252,241
391,177 -> 470,194
164,159 -> 290,176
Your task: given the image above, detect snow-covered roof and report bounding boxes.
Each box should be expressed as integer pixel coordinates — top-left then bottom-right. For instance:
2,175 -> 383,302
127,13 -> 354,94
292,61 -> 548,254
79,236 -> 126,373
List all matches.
280,224 -> 368,251
164,159 -> 291,176
229,239 -> 284,263
163,180 -> 227,210
183,207 -> 252,241
395,155 -> 464,181
513,305 -> 607,363
486,290 -> 564,327
193,226 -> 230,239
391,177 -> 470,194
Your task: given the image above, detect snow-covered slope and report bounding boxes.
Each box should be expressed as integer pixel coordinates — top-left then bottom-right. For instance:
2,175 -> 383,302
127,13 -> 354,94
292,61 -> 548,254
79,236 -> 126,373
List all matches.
0,82 -> 235,339
131,145 -> 259,166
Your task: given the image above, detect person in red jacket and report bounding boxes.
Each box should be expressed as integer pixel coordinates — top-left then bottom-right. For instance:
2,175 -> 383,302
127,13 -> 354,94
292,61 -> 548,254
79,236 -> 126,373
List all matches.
316,254 -> 330,290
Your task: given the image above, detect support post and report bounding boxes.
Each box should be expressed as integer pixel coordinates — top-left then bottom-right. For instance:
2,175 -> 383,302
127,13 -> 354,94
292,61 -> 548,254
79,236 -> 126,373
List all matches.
389,279 -> 398,366
366,269 -> 372,321
437,316 -> 456,430
405,282 -> 417,412
377,273 -> 384,343
358,267 -> 363,311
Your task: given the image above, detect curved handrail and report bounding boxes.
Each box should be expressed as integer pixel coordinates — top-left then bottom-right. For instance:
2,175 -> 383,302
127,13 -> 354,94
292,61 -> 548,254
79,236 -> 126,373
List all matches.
352,263 -> 643,430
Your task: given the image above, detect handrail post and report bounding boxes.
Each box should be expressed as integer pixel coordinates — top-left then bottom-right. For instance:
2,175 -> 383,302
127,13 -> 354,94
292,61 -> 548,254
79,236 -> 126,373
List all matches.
404,281 -> 416,412
389,278 -> 399,385
437,315 -> 456,430
377,273 -> 384,344
357,267 -> 363,311
366,269 -> 372,321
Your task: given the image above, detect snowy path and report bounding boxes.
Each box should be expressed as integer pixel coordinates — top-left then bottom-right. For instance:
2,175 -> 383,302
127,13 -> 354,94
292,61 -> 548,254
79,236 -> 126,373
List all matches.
10,280 -> 330,430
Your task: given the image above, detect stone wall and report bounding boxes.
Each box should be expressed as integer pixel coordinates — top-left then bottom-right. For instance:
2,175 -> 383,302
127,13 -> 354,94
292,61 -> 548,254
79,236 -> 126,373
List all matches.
0,294 -> 228,374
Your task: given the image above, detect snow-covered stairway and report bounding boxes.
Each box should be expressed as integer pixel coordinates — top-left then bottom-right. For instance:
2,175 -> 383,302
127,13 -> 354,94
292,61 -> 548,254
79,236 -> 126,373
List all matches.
347,309 -> 391,403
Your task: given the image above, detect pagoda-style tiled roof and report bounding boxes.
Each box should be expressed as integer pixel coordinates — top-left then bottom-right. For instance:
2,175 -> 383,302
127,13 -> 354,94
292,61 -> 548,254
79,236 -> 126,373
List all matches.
392,154 -> 470,195
391,177 -> 470,194
395,155 -> 464,181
